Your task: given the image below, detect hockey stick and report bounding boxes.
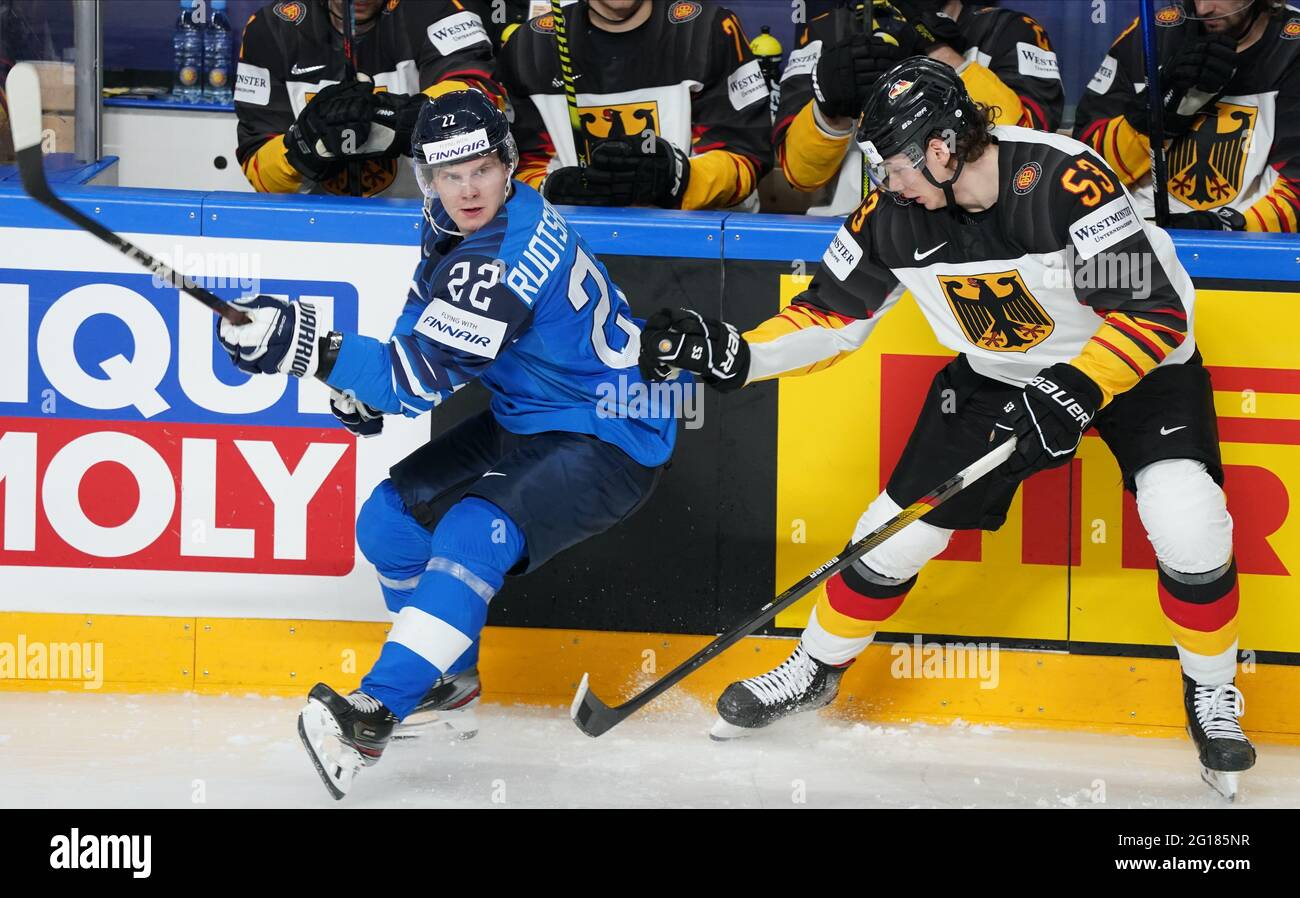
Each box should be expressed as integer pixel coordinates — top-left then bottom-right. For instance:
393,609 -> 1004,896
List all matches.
551,0 -> 587,165
1138,0 -> 1170,227
570,436 -> 1017,737
6,63 -> 249,325
341,0 -> 362,197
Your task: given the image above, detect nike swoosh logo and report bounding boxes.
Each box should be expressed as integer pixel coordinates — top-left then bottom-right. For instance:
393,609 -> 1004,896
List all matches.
914,242 -> 948,261
482,472 -> 506,478
1160,425 -> 1188,436
290,64 -> 326,75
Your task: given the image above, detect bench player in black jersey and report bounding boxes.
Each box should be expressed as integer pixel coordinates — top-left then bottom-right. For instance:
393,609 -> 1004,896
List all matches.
776,0 -> 1063,216
235,0 -> 502,196
640,58 -> 1255,800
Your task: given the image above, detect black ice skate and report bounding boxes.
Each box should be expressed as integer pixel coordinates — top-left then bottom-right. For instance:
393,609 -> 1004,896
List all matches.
1183,674 -> 1256,801
298,684 -> 396,800
711,643 -> 849,740
393,667 -> 482,741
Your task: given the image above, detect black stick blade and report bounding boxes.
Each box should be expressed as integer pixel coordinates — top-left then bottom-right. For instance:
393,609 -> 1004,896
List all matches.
569,673 -> 622,738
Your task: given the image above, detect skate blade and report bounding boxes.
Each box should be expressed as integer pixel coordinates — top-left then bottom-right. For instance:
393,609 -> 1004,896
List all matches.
1201,767 -> 1241,802
709,717 -> 757,741
298,697 -> 365,801
393,705 -> 479,742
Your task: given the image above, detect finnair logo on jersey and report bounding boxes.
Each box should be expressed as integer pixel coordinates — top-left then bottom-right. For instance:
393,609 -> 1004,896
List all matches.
50,829 -> 151,878
416,298 -> 506,358
423,129 -> 490,163
506,203 -> 569,304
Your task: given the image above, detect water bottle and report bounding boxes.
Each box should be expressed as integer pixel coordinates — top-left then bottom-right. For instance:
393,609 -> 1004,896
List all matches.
171,0 -> 204,102
203,0 -> 234,103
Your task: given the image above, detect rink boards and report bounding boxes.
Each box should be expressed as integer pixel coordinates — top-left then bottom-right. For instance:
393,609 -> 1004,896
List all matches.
0,186 -> 1296,735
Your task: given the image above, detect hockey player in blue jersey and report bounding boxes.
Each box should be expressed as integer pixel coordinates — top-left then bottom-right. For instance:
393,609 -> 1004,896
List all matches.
216,90 -> 676,799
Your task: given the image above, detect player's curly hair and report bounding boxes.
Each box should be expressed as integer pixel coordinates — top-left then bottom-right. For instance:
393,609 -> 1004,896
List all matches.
925,101 -> 1000,165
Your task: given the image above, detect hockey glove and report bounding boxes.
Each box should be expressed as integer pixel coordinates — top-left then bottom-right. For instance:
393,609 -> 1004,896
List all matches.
285,78 -> 376,179
1125,34 -> 1237,138
370,91 -> 428,159
584,137 -> 692,208
217,295 -> 322,378
542,166 -> 605,206
639,307 -> 750,391
990,363 -> 1102,479
330,389 -> 384,437
1166,207 -> 1246,231
888,0 -> 968,55
813,33 -> 886,121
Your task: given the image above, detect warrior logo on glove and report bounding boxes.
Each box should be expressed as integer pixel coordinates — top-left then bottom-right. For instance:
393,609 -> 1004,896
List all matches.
217,294 -> 322,379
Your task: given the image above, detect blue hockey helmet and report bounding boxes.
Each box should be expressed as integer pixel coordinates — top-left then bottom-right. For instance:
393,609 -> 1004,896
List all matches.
411,89 -> 518,200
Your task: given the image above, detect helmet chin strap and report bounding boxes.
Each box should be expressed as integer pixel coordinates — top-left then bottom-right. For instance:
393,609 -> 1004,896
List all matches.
922,155 -> 966,212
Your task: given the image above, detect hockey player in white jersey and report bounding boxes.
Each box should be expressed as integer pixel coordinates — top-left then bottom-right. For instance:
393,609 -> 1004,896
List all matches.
639,57 -> 1255,799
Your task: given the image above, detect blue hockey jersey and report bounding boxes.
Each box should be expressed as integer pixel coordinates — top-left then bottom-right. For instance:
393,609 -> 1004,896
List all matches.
323,182 -> 677,468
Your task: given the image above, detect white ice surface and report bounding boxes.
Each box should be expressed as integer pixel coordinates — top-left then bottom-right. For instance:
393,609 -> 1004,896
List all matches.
1,691 -> 1298,808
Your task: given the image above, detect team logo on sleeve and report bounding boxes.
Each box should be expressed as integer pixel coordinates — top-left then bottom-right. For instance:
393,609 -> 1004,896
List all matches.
1166,102 -> 1257,211
1155,5 -> 1184,25
273,1 -> 306,24
669,1 -> 702,24
937,271 -> 1054,353
1012,161 -> 1041,195
1282,18 -> 1300,39
531,13 -> 556,33
384,0 -> 400,13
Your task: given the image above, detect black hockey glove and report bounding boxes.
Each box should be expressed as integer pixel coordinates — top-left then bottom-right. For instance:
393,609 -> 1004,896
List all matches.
639,307 -> 750,392
990,363 -> 1102,479
541,166 -> 600,205
584,137 -> 692,208
329,389 -> 384,437
285,78 -> 376,180
370,91 -> 428,159
888,0 -> 968,55
1166,207 -> 1246,231
813,33 -> 885,120
1125,34 -> 1237,138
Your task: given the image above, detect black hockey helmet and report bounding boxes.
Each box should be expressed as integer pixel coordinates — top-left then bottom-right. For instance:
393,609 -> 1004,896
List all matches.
411,89 -> 518,198
856,55 -> 982,205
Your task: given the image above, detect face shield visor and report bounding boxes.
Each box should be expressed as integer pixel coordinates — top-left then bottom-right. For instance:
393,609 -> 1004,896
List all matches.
860,135 -> 928,196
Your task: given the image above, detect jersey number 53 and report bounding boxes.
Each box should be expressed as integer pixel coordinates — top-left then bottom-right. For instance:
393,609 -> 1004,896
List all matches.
1060,158 -> 1115,208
